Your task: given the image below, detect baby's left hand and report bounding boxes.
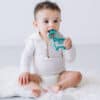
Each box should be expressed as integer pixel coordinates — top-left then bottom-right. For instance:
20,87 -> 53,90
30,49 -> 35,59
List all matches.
64,37 -> 72,49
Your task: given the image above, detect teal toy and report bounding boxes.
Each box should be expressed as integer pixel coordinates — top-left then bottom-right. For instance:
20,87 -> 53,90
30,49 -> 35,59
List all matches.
47,29 -> 66,51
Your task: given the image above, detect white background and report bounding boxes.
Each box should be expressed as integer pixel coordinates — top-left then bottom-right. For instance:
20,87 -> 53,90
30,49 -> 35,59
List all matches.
0,0 -> 100,46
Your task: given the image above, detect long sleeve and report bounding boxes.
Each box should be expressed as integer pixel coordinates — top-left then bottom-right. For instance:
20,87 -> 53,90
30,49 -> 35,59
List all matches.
19,37 -> 35,74
63,45 -> 76,63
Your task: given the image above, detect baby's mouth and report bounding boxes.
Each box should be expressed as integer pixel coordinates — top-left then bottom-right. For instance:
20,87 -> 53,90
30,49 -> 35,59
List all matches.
48,28 -> 55,32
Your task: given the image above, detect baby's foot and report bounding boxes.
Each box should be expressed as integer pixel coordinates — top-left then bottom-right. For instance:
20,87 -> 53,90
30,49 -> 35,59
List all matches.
50,84 -> 62,93
27,82 -> 41,97
30,83 -> 48,97
32,88 -> 48,97
32,89 -> 41,97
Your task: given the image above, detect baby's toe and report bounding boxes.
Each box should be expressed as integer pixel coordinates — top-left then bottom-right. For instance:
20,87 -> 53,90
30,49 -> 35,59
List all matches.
50,85 -> 61,93
32,89 -> 41,97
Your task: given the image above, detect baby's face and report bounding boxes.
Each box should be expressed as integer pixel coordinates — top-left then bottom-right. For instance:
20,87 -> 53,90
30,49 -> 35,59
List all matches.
34,9 -> 61,39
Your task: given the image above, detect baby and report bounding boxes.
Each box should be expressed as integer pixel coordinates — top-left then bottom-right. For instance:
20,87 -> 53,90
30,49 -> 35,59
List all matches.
18,1 -> 82,97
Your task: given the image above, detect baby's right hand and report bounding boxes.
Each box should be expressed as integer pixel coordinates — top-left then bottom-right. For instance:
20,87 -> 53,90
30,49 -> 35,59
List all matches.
18,72 -> 30,86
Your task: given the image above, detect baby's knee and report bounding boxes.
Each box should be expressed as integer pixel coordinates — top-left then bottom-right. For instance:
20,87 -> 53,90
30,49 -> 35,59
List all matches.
30,74 -> 42,84
74,71 -> 82,82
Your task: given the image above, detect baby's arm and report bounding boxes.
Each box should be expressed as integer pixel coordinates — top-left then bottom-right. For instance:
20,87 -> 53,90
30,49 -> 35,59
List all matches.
63,38 -> 76,62
18,36 -> 35,85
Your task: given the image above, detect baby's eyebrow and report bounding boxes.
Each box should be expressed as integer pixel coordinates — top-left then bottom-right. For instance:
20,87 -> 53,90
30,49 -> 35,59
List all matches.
43,16 -> 49,19
53,17 -> 61,21
54,17 -> 60,19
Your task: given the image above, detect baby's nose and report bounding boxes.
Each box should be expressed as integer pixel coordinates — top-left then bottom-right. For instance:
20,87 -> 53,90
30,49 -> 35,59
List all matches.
48,23 -> 55,30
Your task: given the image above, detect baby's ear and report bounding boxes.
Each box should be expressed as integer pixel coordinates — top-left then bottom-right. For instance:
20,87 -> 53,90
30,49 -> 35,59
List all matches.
33,20 -> 37,28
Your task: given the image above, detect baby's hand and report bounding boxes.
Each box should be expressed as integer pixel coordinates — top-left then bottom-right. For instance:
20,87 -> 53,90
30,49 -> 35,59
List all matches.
18,73 -> 42,86
64,37 -> 72,49
18,72 -> 30,86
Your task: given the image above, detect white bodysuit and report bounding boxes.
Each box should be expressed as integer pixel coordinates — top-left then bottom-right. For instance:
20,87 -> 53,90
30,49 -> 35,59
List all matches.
20,32 -> 76,86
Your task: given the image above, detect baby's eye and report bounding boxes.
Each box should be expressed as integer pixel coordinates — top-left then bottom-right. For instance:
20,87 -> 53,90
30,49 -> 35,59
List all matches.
53,20 -> 58,23
44,20 -> 49,24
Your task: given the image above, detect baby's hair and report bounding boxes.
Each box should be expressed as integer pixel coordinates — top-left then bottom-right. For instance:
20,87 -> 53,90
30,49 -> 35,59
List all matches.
34,1 -> 61,19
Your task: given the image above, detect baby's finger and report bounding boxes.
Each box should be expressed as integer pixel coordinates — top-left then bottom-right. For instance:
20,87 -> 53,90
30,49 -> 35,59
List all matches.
19,76 -> 24,85
23,75 -> 29,85
67,39 -> 71,45
22,76 -> 26,85
26,75 -> 29,84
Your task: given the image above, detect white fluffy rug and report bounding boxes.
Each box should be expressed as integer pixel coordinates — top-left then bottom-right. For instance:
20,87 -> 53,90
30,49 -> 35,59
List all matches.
0,66 -> 100,100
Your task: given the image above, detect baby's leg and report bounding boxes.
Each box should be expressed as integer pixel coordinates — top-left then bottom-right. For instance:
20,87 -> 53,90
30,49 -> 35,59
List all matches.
52,71 -> 82,92
28,82 -> 42,97
29,74 -> 49,97
29,73 -> 42,84
24,74 -> 46,97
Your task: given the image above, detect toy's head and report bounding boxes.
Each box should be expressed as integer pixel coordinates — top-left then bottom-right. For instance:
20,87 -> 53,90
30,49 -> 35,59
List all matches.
47,29 -> 66,51
48,29 -> 57,39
